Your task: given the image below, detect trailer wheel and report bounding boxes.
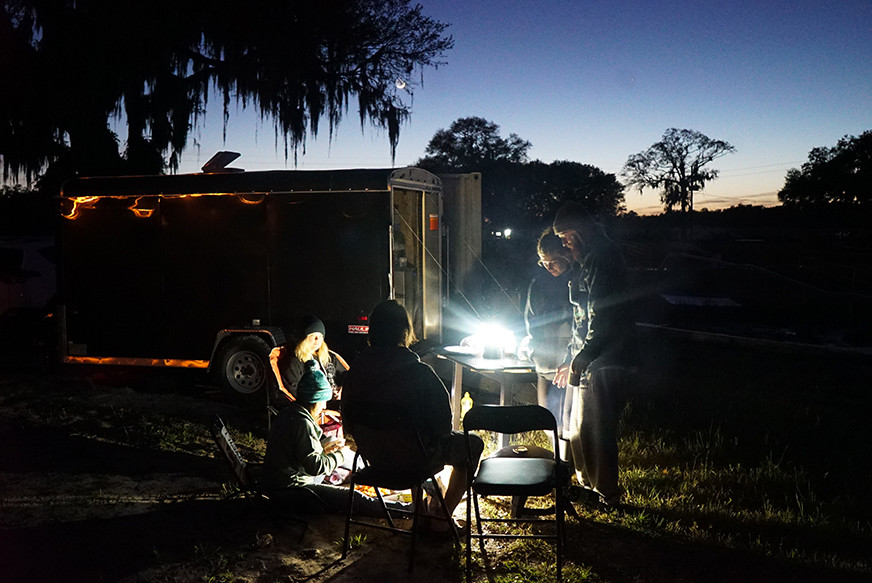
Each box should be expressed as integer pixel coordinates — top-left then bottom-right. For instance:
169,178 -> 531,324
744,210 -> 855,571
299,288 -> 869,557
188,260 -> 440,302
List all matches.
214,335 -> 271,397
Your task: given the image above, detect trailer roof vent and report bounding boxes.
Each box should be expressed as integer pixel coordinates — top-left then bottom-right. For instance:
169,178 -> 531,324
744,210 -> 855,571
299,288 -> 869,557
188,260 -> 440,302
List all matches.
201,151 -> 244,173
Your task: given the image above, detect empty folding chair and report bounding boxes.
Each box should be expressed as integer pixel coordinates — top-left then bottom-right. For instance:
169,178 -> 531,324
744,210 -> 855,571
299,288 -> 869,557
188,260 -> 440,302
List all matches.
464,404 -> 568,582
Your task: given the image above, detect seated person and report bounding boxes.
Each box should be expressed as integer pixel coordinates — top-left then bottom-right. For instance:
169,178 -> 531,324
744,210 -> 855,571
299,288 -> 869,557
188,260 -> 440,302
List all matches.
342,300 -> 484,526
269,315 -> 349,406
261,359 -> 393,516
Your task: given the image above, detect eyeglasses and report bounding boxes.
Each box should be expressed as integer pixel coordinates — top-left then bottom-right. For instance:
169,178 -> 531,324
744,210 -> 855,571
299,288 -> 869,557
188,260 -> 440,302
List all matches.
538,258 -> 568,268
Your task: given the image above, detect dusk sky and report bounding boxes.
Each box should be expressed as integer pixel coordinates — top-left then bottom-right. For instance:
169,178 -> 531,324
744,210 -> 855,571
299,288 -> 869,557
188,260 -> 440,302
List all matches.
176,0 -> 872,217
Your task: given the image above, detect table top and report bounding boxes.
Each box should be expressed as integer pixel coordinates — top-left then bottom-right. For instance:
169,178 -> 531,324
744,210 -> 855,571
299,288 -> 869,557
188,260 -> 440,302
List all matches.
434,346 -> 536,374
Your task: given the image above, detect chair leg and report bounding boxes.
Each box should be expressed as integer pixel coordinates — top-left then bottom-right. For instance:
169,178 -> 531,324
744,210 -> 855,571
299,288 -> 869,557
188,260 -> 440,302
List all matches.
556,490 -> 565,583
341,479 -> 355,560
465,485 -> 472,583
373,486 -> 396,528
465,490 -> 492,582
408,484 -> 422,572
473,492 -> 487,566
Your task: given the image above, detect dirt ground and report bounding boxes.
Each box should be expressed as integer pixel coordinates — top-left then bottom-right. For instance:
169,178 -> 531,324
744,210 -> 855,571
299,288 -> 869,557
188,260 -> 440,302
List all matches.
1,367 -> 868,583
0,369 -> 476,583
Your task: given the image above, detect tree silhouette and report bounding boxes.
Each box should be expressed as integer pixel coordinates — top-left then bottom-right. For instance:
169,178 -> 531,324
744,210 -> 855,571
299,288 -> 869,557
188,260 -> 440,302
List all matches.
417,117 -> 530,230
522,160 -> 625,221
778,130 -> 872,211
0,0 -> 452,185
417,116 -> 531,171
418,117 -> 625,233
621,128 -> 736,214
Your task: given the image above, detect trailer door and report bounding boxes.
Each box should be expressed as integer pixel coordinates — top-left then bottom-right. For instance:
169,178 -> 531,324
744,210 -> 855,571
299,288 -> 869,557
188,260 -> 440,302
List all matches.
391,182 -> 442,343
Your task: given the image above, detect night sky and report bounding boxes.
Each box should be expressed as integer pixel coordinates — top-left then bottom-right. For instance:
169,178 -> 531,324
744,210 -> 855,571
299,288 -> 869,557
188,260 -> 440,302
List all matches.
175,0 -> 872,216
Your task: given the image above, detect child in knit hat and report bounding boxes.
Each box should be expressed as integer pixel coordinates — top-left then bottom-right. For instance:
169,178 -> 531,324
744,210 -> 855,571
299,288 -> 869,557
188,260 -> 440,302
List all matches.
262,360 -> 346,488
261,360 -> 393,516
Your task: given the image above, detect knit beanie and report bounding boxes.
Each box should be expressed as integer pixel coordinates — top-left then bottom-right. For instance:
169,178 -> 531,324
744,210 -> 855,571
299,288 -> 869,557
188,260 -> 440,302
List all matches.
297,360 -> 333,403
298,315 -> 326,338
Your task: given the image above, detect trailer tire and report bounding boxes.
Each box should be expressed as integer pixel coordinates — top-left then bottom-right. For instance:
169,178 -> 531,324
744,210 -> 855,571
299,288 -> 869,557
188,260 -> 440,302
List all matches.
214,335 -> 272,398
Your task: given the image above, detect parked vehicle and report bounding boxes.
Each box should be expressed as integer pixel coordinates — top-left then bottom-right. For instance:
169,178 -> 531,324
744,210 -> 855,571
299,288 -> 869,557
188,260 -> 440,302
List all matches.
58,164 -> 445,397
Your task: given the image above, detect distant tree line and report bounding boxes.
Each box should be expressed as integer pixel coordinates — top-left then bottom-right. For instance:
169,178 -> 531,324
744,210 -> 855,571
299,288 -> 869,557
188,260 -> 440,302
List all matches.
415,119 -> 752,238
778,130 -> 872,211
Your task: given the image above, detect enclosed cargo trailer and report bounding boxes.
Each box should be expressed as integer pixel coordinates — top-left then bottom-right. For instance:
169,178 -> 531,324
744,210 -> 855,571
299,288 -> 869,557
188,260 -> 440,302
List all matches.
58,166 -> 443,396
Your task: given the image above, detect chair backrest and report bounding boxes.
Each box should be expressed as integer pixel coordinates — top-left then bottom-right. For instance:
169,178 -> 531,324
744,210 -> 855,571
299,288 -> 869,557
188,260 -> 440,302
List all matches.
464,404 -> 557,436
210,414 -> 254,489
342,400 -> 436,477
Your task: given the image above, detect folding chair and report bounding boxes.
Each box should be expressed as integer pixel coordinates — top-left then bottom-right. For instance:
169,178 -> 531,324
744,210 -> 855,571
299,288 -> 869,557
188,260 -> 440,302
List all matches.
210,414 -> 260,498
341,401 -> 460,572
464,404 -> 567,582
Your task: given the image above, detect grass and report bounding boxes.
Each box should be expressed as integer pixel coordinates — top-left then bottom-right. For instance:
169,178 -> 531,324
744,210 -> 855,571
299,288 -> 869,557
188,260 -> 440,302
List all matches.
8,334 -> 868,582
136,413 -> 218,455
460,335 -> 872,581
615,418 -> 871,571
603,336 -> 872,575
134,362 -> 871,581
335,532 -> 369,550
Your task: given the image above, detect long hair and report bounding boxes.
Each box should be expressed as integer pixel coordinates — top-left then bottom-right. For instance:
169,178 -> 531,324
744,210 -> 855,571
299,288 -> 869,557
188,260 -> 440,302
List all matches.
368,300 -> 416,348
294,337 -> 331,368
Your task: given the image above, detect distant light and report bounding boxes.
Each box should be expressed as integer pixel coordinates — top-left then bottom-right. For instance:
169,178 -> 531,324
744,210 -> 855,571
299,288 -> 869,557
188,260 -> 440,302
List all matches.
495,231 -> 503,237
504,228 -> 512,238
395,78 -> 407,90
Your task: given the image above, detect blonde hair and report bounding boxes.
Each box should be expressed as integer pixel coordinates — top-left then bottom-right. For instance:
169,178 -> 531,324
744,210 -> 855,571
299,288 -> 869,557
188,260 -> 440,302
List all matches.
295,336 -> 331,368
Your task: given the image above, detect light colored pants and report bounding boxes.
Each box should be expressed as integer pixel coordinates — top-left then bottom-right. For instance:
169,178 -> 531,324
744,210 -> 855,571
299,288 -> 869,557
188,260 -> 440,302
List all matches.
536,376 -> 572,461
566,367 -> 631,502
536,375 -> 567,432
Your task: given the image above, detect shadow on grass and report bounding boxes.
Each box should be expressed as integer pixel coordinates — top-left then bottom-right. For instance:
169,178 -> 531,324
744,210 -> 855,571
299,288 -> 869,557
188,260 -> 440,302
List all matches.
0,498 -> 265,583
0,423 -> 222,476
0,412 -> 249,582
564,506 -> 870,583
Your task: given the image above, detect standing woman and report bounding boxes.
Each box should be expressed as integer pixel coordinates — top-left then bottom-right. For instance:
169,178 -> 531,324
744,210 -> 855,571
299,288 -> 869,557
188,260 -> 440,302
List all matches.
519,228 -> 574,443
270,315 -> 349,406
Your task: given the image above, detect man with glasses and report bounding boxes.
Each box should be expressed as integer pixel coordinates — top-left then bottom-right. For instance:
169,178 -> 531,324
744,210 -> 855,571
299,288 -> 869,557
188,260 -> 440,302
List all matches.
552,202 -> 639,507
